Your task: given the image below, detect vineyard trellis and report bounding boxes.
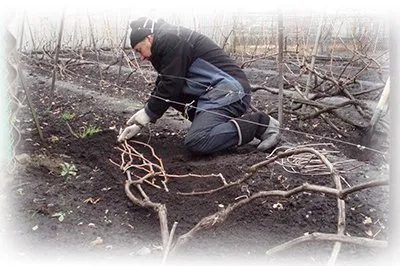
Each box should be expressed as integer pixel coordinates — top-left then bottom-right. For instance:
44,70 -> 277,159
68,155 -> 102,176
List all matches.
10,9 -> 390,140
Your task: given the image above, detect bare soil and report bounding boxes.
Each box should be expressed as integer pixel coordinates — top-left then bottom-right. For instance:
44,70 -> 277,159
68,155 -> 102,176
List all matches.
1,49 -> 391,266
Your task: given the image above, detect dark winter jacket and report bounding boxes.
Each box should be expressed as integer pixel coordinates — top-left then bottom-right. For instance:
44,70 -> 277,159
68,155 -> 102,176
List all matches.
144,20 -> 251,122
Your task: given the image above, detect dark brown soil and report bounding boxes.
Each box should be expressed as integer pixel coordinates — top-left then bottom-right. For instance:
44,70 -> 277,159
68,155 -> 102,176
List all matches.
1,49 -> 391,266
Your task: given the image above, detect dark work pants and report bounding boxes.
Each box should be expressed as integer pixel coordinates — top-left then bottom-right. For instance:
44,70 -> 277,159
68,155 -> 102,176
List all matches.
184,95 -> 270,155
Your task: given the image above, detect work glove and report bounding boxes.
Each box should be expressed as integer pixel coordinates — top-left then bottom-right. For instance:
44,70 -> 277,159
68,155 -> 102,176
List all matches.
126,108 -> 151,126
117,108 -> 151,143
257,116 -> 280,151
117,124 -> 142,142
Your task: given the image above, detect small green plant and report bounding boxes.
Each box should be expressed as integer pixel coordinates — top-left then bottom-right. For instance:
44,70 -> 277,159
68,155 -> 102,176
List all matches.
60,111 -> 75,120
78,125 -> 101,138
60,162 -> 77,177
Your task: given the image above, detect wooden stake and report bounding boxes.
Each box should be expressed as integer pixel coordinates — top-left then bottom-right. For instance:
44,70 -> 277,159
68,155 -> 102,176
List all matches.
362,77 -> 390,144
117,21 -> 130,86
17,65 -> 44,142
25,13 -> 37,54
300,14 -> 324,122
18,12 -> 25,51
277,10 -> 284,127
50,9 -> 66,102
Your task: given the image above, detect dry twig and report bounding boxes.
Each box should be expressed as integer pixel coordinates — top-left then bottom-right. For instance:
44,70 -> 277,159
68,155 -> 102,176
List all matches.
265,232 -> 387,256
111,142 -> 388,264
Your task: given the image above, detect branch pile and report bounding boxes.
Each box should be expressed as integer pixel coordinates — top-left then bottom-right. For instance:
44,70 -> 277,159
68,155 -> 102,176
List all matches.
110,141 -> 389,264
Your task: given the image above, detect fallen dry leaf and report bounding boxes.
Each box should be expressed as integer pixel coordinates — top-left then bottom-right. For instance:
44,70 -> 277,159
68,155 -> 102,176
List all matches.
365,229 -> 373,237
84,197 -> 101,204
363,216 -> 373,225
90,236 -> 103,246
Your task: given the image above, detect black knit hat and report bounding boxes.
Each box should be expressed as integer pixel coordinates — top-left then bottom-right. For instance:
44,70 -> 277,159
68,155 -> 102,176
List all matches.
129,17 -> 156,48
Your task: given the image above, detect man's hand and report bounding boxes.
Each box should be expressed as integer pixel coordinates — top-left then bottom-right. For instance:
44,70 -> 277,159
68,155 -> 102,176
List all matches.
127,108 -> 151,126
117,124 -> 142,142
